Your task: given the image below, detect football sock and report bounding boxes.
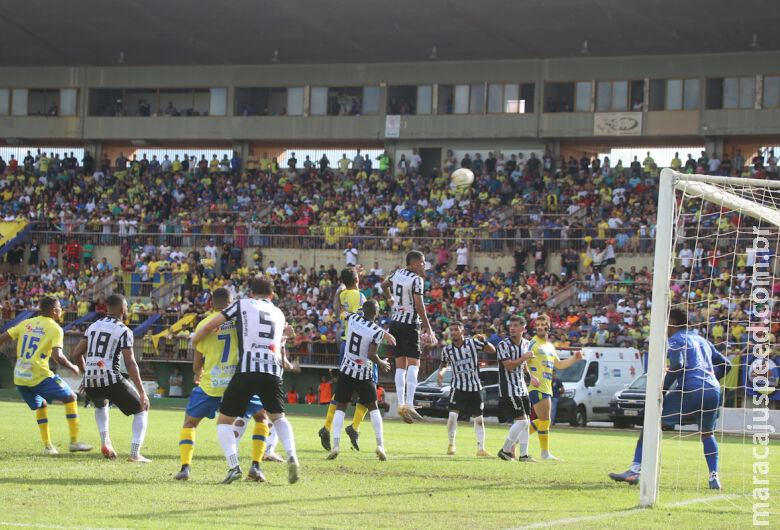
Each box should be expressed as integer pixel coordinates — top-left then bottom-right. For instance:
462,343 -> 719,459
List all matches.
217,423 -> 239,468
251,422 -> 270,464
233,418 -> 248,444
331,410 -> 345,451
370,409 -> 384,447
529,419 -> 538,436
266,425 -> 278,454
447,412 -> 458,445
36,406 -> 51,445
65,401 -> 79,443
94,406 -> 110,447
324,402 -> 337,432
473,416 -> 486,451
405,365 -> 419,407
179,427 -> 196,466
130,410 -> 148,456
536,420 -> 551,452
272,416 -> 297,460
394,369 -> 407,407
702,436 -> 719,474
352,403 -> 368,432
504,419 -> 528,453
631,433 -> 643,472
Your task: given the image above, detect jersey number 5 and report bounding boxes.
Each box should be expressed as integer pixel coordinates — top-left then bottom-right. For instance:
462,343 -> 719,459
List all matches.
258,311 -> 275,339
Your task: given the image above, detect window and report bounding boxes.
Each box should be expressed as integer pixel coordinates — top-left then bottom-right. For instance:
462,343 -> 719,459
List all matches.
388,85 -> 423,114
487,83 -> 534,114
545,82 -> 590,112
575,82 -> 591,111
453,85 -> 469,113
0,89 -> 9,116
89,89 -> 124,116
469,84 -> 485,114
287,87 -> 303,116
596,81 -> 631,111
11,89 -> 28,116
416,85 -> 432,114
437,84 -> 490,114
706,76 -> 755,109
126,89 -> 158,116
234,87 -> 286,115
362,86 -> 380,115
764,75 -> 780,108
60,89 -> 78,116
27,89 -> 60,115
325,87 -> 367,116
310,87 -> 327,115
209,88 -> 227,116
438,85 -> 454,114
650,79 -> 699,110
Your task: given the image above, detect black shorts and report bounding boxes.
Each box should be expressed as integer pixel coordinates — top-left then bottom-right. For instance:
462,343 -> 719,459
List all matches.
220,372 -> 284,417
388,321 -> 421,359
501,394 -> 532,420
334,372 -> 377,405
448,389 -> 483,417
85,379 -> 142,416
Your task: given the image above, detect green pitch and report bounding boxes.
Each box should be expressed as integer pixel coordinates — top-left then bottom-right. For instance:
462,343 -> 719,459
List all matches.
0,400 -> 776,528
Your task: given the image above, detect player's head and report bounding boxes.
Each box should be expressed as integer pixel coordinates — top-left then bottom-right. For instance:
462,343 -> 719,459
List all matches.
667,308 -> 688,336
362,299 -> 379,321
534,315 -> 551,338
251,277 -> 274,298
449,321 -> 464,342
40,295 -> 61,319
340,268 -> 358,288
406,250 -> 426,275
212,287 -> 232,311
106,293 -> 127,319
509,315 -> 526,339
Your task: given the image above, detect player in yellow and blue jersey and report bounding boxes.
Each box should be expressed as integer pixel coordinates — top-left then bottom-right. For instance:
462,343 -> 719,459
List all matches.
318,266 -> 374,452
0,295 -> 92,454
175,287 -> 269,481
525,314 -> 582,461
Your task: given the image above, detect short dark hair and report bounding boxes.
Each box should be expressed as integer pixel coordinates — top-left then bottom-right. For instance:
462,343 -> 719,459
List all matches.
449,320 -> 464,328
362,299 -> 379,319
340,268 -> 358,287
212,287 -> 231,308
668,308 -> 688,327
252,277 -> 274,296
509,315 -> 526,326
406,250 -> 424,266
40,295 -> 58,315
106,293 -> 125,310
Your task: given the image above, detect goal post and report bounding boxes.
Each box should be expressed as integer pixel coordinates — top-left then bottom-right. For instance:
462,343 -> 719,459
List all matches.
639,168 -> 780,507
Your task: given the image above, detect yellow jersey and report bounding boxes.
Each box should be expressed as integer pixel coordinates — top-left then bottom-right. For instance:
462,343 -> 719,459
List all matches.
194,311 -> 239,397
9,316 -> 64,386
526,335 -> 559,395
339,288 -> 366,339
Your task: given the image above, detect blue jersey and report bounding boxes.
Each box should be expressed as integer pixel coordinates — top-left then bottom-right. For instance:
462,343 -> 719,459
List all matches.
663,330 -> 726,392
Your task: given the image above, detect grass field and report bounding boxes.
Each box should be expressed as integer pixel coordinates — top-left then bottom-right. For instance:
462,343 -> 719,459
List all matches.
0,400 -> 777,529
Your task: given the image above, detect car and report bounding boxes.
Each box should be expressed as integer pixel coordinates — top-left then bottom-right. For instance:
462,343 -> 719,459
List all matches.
413,366 -> 505,421
609,373 -> 647,428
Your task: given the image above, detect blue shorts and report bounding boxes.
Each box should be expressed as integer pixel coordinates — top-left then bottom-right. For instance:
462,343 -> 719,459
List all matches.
17,375 -> 74,410
529,390 -> 552,405
661,387 -> 720,432
185,386 -> 263,419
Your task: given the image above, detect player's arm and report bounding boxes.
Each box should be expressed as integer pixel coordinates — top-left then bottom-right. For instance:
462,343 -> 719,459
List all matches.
436,359 -> 449,386
72,337 -> 88,373
192,344 -> 204,385
554,350 -> 583,369
413,292 -> 435,344
663,340 -> 684,390
333,285 -> 344,317
51,346 -> 80,377
191,312 -> 226,345
0,331 -> 12,349
367,343 -> 391,373
281,340 -> 301,373
708,342 -> 731,380
523,361 -> 541,388
474,334 -> 496,355
121,347 -> 149,411
380,277 -> 394,307
381,330 -> 396,347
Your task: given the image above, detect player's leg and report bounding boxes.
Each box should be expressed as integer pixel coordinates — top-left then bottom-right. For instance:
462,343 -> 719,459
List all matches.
358,381 -> 384,459
532,396 -> 558,460
472,393 -> 490,456
90,390 -> 116,459
263,424 -> 282,461
176,386 -> 212,479
403,326 -> 424,421
17,386 -> 54,453
260,374 -> 299,483
699,389 -> 722,490
328,402 -> 350,459
111,380 -> 149,462
499,396 -> 532,461
446,390 -> 460,454
247,405 -> 270,482
528,391 -> 540,435
51,376 -> 92,452
217,374 -> 252,483
350,402 -> 368,433
389,322 -> 409,416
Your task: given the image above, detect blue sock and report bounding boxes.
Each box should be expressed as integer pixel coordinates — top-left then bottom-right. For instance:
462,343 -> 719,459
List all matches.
632,433 -> 643,467
702,436 -> 718,473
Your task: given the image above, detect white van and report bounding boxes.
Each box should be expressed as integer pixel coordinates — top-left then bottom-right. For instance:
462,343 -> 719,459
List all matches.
554,347 -> 643,426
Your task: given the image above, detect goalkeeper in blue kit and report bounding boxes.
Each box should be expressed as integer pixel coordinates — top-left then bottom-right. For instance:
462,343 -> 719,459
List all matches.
609,308 -> 730,490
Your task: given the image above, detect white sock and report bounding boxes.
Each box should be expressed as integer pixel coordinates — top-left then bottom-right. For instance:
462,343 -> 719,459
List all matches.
473,416 -> 485,451
265,425 -> 278,453
395,369 -> 407,407
630,463 -> 642,473
447,412 -> 458,445
516,419 -> 530,457
370,409 -> 384,447
233,418 -> 248,444
94,407 -> 110,447
331,410 -> 345,451
405,365 -> 419,407
217,423 -> 239,468
130,410 -> 147,456
272,416 -> 297,460
504,419 -> 528,453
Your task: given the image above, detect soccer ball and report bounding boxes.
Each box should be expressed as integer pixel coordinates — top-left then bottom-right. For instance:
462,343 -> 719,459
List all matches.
451,168 -> 474,188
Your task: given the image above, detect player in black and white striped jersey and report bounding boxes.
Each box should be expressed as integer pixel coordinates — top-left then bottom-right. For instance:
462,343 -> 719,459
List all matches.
190,277 -> 301,485
327,300 -> 396,461
381,250 -> 436,422
496,315 -> 540,463
72,294 -> 150,462
436,321 -> 495,457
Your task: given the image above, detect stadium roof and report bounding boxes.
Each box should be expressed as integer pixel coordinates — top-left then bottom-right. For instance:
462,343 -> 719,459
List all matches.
0,0 -> 776,67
